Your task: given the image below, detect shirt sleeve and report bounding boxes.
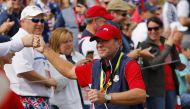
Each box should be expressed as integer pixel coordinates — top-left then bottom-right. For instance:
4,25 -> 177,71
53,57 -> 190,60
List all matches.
125,60 -> 145,90
10,38 -> 24,52
75,61 -> 93,87
0,38 -> 24,56
0,41 -> 12,56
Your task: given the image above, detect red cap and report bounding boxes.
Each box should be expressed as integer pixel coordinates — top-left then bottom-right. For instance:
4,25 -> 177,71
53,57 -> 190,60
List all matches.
90,24 -> 122,41
86,5 -> 114,20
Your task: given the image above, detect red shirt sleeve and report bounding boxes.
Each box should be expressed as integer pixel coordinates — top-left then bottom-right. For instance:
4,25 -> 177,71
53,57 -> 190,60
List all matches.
75,61 -> 93,87
125,60 -> 145,90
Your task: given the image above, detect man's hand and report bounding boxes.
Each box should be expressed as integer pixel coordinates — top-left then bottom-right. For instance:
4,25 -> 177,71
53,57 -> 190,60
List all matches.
21,34 -> 41,47
32,35 -> 41,48
75,58 -> 93,66
0,19 -> 14,33
140,47 -> 154,59
165,27 -> 177,46
127,49 -> 141,58
88,89 -> 106,103
34,37 -> 46,53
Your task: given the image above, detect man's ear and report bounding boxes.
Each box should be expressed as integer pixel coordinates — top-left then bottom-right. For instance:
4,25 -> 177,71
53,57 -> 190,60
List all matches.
20,19 -> 24,25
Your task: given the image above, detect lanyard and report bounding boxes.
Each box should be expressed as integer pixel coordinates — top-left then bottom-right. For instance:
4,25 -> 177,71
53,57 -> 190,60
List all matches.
100,52 -> 123,93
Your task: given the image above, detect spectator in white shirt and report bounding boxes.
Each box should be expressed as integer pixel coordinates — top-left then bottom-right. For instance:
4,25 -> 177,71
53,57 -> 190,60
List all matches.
162,0 -> 178,37
177,0 -> 190,42
4,5 -> 57,109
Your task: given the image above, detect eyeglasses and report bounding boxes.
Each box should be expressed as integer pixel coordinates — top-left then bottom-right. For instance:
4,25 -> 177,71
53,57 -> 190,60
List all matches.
104,1 -> 109,5
27,18 -> 45,23
122,13 -> 127,17
157,7 -> 162,10
119,12 -> 127,17
117,12 -> 127,17
148,26 -> 160,31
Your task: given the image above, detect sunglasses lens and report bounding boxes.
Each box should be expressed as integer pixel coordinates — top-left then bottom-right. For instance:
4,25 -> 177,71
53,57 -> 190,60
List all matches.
31,18 -> 39,23
148,27 -> 159,31
31,18 -> 45,23
104,2 -> 109,5
122,13 -> 127,17
40,19 -> 45,23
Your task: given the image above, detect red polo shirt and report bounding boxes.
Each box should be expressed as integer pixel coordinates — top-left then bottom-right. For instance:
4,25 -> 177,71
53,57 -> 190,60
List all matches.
75,60 -> 145,90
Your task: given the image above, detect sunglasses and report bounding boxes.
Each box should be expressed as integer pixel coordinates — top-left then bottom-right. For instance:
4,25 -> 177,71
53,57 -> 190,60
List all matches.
121,13 -> 127,17
27,18 -> 45,23
104,1 -> 109,5
157,7 -> 162,10
148,26 -> 160,31
117,12 -> 127,17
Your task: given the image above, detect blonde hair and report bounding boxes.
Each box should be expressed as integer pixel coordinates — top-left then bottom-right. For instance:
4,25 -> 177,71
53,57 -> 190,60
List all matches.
49,28 -> 73,53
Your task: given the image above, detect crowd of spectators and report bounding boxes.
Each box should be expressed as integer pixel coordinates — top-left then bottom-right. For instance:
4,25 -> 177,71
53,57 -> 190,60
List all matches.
0,0 -> 190,109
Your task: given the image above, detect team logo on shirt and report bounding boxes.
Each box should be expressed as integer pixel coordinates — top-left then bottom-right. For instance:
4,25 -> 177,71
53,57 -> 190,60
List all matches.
113,75 -> 119,82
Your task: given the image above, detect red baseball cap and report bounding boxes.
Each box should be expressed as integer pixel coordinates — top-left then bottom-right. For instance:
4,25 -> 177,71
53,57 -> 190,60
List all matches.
86,5 -> 114,20
90,24 -> 122,41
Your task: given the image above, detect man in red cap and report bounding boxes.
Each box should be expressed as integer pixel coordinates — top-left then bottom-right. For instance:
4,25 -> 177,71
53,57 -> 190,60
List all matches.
79,5 -> 114,59
37,24 -> 146,109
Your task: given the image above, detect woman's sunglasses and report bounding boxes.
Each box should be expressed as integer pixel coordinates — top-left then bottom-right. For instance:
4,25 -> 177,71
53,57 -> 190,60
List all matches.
148,26 -> 160,31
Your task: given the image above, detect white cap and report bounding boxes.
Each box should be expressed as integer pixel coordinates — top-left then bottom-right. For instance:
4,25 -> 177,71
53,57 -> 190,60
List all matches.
170,22 -> 188,32
20,5 -> 44,20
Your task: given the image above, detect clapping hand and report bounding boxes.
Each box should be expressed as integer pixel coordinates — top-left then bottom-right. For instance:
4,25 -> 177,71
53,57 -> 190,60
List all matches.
0,19 -> 14,33
165,27 -> 177,46
127,48 -> 141,58
140,47 -> 155,59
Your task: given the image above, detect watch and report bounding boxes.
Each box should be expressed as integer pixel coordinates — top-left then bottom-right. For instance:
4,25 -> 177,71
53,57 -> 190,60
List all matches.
104,94 -> 112,103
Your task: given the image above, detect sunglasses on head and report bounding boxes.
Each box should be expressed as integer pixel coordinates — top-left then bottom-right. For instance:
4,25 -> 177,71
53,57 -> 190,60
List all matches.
148,26 -> 160,31
27,18 -> 45,23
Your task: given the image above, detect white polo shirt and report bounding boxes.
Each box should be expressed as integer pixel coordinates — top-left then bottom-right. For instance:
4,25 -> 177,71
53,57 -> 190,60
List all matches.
177,0 -> 189,17
5,28 -> 52,97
